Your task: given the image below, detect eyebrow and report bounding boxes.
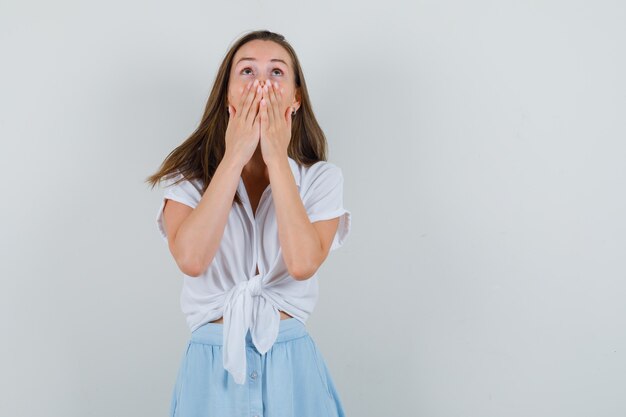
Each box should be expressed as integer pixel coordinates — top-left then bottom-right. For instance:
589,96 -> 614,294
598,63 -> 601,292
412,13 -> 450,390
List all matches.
235,57 -> 289,67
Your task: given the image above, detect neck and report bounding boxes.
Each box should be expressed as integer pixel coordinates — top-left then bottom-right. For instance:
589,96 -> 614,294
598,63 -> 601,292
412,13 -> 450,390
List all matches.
242,148 -> 267,181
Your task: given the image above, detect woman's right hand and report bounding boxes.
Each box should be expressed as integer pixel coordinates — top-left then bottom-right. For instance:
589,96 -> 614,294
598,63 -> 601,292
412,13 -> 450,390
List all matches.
224,79 -> 263,167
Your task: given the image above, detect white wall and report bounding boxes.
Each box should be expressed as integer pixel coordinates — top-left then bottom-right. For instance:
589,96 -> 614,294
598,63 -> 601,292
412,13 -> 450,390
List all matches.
1,1 -> 624,416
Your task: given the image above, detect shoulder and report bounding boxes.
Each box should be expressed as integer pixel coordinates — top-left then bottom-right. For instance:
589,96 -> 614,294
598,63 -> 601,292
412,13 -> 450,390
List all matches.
298,161 -> 345,203
300,160 -> 344,188
160,171 -> 204,208
162,171 -> 203,188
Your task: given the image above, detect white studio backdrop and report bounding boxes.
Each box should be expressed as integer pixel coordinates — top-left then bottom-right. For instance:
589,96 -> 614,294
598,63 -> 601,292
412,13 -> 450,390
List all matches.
1,1 -> 625,416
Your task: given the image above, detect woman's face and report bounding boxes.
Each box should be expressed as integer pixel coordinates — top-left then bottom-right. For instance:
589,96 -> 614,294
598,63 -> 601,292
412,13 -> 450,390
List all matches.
227,39 -> 300,118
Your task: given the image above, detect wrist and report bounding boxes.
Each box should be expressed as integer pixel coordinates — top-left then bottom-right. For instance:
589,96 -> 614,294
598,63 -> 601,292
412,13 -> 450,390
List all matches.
221,152 -> 246,173
267,154 -> 291,177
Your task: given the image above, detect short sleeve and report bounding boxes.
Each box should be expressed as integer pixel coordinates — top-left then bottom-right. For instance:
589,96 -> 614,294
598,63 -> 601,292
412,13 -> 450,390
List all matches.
303,163 -> 352,251
155,172 -> 203,242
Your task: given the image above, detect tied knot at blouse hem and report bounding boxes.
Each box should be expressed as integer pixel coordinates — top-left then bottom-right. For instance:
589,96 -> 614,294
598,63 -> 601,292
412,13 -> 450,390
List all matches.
156,156 -> 351,385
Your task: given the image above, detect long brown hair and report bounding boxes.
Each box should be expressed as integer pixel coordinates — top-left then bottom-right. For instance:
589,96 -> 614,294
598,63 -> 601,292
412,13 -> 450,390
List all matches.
145,29 -> 329,206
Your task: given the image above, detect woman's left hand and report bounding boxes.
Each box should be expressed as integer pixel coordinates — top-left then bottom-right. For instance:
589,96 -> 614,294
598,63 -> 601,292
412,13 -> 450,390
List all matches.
259,81 -> 293,166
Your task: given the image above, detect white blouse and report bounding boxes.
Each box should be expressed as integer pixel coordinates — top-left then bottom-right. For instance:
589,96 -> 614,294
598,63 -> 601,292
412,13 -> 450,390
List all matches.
156,156 -> 351,385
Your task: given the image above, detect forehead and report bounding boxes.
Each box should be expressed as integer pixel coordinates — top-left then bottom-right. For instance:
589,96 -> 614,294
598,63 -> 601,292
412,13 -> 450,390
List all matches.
233,40 -> 291,66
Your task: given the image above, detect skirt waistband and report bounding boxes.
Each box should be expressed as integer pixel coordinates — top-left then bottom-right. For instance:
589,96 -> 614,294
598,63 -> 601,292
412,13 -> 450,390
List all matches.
190,317 -> 308,346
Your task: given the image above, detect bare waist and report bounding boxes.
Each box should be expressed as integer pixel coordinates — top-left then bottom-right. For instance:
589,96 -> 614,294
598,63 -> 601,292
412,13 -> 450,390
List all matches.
209,310 -> 293,324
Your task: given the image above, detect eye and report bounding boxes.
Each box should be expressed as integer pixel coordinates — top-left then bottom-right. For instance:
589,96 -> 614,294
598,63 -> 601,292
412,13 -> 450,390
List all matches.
240,67 -> 284,76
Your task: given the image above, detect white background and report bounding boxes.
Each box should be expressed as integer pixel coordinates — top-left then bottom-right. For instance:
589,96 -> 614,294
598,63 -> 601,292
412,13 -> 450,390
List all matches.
1,1 -> 625,416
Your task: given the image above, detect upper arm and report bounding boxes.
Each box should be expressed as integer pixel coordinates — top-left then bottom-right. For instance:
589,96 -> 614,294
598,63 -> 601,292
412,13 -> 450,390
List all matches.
160,198 -> 194,251
303,163 -> 352,253
312,216 -> 341,262
155,172 -> 203,257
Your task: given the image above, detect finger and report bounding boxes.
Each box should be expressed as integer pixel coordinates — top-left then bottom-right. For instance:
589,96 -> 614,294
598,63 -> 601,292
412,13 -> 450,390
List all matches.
277,85 -> 285,111
234,80 -> 250,118
236,80 -> 253,116
284,105 -> 292,132
245,80 -> 262,122
241,79 -> 259,121
269,81 -> 281,123
253,102 -> 261,131
249,84 -> 262,124
263,83 -> 273,127
259,96 -> 268,129
251,97 -> 261,136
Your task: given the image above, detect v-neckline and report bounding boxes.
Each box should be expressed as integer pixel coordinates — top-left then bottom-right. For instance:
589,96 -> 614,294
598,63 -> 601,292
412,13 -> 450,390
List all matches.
239,176 -> 270,278
240,177 -> 270,221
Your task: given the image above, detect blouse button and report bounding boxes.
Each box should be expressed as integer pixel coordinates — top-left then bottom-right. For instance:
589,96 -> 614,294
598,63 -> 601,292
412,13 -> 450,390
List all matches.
250,370 -> 258,379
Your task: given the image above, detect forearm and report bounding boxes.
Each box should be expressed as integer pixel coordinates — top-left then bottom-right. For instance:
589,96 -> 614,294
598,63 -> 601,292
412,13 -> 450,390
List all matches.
268,157 -> 321,280
175,154 -> 244,275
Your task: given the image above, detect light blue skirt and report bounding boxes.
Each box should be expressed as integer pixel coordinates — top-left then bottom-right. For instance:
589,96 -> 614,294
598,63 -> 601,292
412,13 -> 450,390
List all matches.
169,318 -> 346,417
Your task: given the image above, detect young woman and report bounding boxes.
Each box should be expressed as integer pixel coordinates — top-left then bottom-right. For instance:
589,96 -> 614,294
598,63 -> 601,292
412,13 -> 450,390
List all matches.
146,30 -> 351,417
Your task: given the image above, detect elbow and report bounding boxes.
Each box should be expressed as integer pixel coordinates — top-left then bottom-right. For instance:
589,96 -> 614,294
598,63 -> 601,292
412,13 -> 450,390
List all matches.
178,254 -> 212,278
170,238 -> 216,278
288,261 -> 318,281
286,247 -> 325,280
180,264 -> 204,278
